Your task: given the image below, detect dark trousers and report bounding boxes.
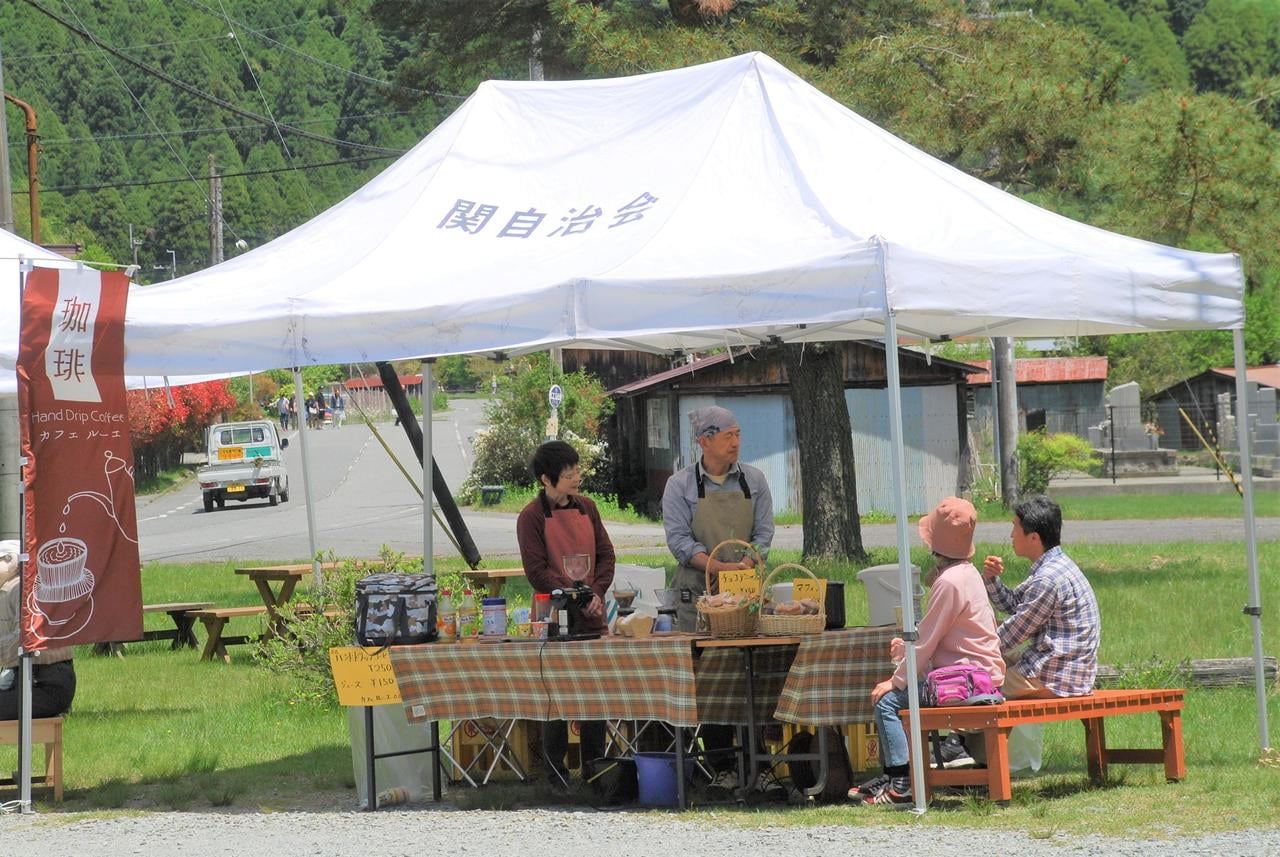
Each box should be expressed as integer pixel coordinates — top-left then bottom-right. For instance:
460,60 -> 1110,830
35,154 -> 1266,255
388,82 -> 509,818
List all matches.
0,660 -> 76,720
543,719 -> 606,781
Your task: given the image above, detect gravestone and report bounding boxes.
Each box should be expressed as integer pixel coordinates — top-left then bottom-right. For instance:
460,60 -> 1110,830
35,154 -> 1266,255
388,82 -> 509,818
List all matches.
1219,382 -> 1280,477
1088,382 -> 1176,476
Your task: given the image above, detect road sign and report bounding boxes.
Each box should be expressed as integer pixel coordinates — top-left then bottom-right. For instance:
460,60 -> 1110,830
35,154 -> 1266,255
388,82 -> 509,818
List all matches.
548,384 -> 563,409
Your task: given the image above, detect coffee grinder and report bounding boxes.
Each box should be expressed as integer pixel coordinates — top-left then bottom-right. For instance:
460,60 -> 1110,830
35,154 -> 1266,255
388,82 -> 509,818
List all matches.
548,583 -> 601,641
653,587 -> 679,632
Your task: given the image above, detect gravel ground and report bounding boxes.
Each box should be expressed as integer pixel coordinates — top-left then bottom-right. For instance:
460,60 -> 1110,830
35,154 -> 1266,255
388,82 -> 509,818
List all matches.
3,806 -> 1279,856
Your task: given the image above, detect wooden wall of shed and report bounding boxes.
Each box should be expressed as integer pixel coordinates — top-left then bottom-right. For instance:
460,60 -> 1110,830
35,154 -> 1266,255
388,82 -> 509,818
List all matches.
563,349 -> 673,390
1150,374 -> 1232,450
659,343 -> 968,393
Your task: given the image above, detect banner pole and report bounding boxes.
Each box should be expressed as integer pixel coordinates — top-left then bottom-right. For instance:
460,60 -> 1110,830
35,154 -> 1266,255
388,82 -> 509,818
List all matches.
16,258 -> 34,813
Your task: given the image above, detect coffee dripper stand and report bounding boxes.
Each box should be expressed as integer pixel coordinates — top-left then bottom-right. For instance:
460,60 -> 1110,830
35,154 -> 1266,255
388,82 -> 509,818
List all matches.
653,587 -> 679,632
612,586 -> 639,620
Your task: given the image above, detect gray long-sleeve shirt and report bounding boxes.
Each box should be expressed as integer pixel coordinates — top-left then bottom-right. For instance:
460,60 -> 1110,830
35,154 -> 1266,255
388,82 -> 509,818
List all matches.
661,460 -> 774,567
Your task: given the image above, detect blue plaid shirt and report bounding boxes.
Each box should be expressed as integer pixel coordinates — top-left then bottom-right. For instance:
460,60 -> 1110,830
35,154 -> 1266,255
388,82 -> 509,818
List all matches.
985,546 -> 1100,697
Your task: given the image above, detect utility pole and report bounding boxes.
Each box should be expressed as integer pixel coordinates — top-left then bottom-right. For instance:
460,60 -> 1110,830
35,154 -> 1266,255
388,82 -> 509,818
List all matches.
0,39 -> 14,235
153,250 -> 176,281
994,337 -> 1020,505
0,39 -> 17,541
207,154 -> 223,265
128,223 -> 143,268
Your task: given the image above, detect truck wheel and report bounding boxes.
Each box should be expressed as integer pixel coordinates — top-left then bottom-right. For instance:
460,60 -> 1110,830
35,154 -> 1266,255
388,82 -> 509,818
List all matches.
269,490 -> 278,507
215,496 -> 225,510
203,493 -> 214,513
280,487 -> 289,503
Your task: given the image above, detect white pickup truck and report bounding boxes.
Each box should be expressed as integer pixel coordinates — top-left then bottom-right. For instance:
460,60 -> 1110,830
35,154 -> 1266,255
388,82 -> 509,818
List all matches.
197,420 -> 290,512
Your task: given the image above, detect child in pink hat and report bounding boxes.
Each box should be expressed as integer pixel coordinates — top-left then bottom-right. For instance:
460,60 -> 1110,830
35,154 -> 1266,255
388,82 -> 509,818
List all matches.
848,497 -> 1004,807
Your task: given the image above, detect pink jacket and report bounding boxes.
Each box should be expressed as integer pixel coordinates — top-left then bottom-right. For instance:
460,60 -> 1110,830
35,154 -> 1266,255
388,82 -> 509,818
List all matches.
891,560 -> 1004,689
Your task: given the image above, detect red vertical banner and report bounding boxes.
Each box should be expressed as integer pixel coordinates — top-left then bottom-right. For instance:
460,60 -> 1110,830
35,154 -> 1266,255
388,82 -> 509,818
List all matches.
16,266 -> 142,650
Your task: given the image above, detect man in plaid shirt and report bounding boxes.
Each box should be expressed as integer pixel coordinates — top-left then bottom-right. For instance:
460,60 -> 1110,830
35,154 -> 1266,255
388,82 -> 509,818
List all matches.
982,494 -> 1100,699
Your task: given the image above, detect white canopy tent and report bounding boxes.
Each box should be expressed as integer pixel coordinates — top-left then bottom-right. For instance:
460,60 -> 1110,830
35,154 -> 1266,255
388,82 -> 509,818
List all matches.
4,53 -> 1264,810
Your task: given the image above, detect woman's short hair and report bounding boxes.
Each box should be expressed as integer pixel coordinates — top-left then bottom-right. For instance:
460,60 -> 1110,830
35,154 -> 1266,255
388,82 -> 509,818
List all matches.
530,441 -> 579,485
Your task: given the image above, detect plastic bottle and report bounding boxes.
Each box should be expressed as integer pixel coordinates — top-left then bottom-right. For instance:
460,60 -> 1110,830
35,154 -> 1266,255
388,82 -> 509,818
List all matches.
437,589 -> 456,643
458,588 -> 480,640
481,597 -> 507,637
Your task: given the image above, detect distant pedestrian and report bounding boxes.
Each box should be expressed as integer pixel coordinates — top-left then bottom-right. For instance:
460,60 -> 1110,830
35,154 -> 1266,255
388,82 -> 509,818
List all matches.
333,390 -> 345,427
277,394 -> 290,431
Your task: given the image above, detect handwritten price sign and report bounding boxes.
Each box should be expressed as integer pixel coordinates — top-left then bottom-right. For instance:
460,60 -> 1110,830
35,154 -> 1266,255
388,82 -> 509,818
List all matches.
328,646 -> 403,707
717,569 -> 760,598
792,577 -> 827,602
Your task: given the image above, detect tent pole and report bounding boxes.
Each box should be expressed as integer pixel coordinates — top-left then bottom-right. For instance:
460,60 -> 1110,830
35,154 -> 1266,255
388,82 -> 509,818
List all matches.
421,361 -> 434,579
884,307 -> 928,814
1231,329 -> 1270,751
292,368 -> 322,586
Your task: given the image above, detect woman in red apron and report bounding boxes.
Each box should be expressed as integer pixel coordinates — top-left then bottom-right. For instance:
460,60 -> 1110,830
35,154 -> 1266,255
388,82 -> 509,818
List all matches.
516,440 -> 616,790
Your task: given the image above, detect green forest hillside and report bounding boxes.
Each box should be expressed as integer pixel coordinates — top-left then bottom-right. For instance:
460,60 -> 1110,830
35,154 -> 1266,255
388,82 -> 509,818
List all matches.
3,0 -> 1278,392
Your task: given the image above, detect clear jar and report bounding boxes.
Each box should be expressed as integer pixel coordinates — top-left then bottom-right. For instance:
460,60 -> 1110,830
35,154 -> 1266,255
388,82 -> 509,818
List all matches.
532,593 -> 552,623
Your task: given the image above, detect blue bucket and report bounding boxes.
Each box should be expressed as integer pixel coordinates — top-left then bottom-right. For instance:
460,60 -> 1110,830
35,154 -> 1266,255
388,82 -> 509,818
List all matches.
634,751 -> 690,807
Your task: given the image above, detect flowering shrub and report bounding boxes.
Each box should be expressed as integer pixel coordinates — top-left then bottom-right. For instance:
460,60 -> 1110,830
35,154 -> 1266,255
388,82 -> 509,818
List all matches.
128,380 -> 236,481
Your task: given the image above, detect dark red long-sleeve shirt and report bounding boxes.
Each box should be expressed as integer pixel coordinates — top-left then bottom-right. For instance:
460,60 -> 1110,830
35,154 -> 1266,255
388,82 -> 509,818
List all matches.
515,492 -> 616,598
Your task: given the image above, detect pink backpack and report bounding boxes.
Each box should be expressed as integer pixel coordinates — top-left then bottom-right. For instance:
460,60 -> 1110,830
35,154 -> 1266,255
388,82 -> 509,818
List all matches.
922,663 -> 1004,707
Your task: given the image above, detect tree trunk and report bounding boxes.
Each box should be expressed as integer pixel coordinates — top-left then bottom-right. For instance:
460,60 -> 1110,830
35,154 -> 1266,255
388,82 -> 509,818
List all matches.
783,343 -> 867,561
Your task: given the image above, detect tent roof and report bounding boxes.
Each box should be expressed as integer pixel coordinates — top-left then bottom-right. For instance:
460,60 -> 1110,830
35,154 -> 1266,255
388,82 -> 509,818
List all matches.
21,53 -> 1247,378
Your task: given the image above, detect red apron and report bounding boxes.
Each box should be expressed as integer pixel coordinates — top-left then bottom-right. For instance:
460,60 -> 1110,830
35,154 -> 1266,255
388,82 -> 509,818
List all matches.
543,503 -> 606,635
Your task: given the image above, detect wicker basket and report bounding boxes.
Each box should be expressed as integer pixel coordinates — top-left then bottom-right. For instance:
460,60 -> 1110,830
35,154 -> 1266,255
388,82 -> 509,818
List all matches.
696,539 -> 763,637
758,563 -> 826,636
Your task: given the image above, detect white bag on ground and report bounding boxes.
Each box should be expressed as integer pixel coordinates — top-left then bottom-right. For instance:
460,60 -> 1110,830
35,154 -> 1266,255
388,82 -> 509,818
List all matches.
346,705 -> 439,805
1007,723 -> 1044,773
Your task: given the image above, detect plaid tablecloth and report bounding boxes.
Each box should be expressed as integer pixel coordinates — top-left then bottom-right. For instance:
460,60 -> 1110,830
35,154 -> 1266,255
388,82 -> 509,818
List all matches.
389,637 -> 701,727
695,646 -> 798,725
773,626 -> 897,725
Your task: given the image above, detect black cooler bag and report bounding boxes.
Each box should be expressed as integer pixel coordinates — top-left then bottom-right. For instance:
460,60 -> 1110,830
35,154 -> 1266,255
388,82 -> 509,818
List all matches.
355,572 -> 438,646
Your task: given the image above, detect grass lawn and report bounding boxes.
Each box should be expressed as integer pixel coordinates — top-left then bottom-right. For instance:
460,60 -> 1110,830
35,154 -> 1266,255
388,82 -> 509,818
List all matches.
4,541 -> 1277,832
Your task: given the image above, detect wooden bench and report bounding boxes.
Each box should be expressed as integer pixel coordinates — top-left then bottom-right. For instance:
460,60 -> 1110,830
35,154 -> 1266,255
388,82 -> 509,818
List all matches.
0,716 -> 64,802
189,606 -> 270,663
92,602 -> 216,656
902,688 -> 1186,804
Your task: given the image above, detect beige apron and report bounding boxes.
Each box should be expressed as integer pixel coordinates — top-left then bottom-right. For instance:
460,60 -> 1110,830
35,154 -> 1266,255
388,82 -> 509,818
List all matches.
543,502 -> 607,635
674,464 -> 756,632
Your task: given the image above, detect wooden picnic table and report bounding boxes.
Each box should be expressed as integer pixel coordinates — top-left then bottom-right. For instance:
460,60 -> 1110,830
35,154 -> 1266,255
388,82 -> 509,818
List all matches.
457,567 -> 526,598
234,562 -> 338,636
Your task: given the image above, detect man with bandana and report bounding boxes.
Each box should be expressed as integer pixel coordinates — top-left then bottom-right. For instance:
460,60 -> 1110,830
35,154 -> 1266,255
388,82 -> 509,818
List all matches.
662,405 -> 775,790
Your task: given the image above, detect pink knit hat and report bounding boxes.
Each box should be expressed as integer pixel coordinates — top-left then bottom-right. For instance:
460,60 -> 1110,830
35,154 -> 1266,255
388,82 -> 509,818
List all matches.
918,497 -> 977,559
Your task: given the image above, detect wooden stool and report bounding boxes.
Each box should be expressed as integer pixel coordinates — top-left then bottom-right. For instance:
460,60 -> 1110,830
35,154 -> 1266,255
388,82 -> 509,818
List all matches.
0,716 -> 64,802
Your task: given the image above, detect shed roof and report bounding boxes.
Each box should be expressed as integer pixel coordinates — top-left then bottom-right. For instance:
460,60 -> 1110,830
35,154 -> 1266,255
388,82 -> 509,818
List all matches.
966,357 -> 1108,385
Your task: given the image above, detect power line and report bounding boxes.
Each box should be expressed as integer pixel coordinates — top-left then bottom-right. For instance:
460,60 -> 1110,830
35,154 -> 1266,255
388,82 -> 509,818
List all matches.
4,18 -> 329,62
213,0 -> 320,220
10,154 -> 398,194
12,110 -> 420,146
181,0 -> 463,101
21,0 -> 408,157
47,0 -> 244,242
